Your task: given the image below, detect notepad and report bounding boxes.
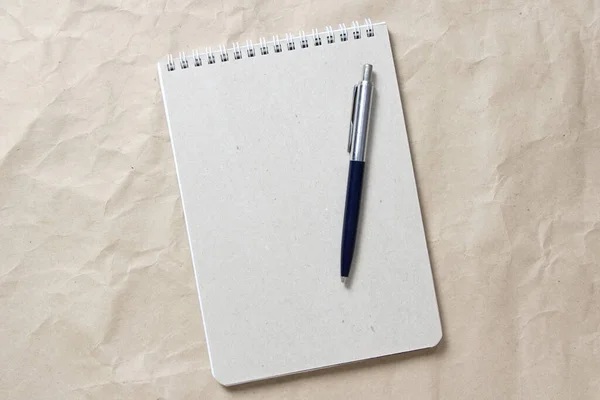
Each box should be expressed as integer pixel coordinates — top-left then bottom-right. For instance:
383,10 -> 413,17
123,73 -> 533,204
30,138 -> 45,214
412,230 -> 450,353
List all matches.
158,20 -> 442,386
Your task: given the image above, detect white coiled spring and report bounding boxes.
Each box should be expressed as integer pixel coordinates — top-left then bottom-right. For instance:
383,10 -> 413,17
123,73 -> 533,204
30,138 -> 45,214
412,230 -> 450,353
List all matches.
165,19 -> 376,72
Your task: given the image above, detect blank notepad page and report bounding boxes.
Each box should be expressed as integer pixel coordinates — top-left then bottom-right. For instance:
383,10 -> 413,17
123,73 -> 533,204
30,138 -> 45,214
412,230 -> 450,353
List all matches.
158,21 -> 442,385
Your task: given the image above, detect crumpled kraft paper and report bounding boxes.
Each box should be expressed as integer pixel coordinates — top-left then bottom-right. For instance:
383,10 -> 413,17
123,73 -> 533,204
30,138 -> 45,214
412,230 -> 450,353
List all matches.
1,0 -> 599,399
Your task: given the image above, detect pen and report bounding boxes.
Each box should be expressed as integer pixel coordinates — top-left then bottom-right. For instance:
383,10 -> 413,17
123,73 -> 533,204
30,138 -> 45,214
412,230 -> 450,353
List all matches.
341,64 -> 374,284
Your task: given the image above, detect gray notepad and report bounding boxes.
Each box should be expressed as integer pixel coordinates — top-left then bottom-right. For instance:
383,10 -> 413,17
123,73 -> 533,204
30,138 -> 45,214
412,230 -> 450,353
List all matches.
158,20 -> 442,386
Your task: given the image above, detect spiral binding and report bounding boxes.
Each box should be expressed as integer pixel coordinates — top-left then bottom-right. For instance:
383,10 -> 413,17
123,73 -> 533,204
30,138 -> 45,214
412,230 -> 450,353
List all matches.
165,19 -> 378,72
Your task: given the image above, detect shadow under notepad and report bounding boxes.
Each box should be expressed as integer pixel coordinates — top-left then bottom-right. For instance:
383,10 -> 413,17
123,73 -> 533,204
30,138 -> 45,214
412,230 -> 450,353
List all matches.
226,338 -> 447,391
387,33 -> 448,354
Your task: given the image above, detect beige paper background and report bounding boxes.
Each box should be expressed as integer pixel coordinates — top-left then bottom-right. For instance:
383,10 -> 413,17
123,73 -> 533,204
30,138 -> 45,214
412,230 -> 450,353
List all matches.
1,0 -> 599,399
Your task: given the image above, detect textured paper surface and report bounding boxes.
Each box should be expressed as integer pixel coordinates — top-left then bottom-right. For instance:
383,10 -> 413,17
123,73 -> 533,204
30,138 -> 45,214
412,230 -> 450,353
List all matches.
1,0 -> 599,398
159,23 -> 441,385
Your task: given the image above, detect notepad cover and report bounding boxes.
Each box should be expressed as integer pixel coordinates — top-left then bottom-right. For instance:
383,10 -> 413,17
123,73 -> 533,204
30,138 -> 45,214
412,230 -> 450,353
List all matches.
158,22 -> 442,385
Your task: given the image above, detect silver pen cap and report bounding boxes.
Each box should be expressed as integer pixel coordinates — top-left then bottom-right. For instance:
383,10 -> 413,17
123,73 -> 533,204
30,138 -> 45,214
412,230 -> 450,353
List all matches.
348,64 -> 374,161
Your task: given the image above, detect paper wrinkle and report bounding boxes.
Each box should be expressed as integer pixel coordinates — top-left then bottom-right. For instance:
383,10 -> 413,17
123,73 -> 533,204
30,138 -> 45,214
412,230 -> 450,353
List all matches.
1,0 -> 600,398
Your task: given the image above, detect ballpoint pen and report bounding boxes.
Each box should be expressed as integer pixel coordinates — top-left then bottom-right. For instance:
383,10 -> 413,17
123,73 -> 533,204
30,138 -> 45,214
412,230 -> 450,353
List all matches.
341,64 -> 374,284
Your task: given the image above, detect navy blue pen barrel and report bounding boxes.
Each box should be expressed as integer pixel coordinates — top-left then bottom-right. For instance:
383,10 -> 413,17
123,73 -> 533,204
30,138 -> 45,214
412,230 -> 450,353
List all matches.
341,160 -> 365,278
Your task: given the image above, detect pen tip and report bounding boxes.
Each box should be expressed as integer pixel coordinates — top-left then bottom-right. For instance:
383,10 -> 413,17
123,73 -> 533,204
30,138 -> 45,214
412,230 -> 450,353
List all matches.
341,276 -> 347,284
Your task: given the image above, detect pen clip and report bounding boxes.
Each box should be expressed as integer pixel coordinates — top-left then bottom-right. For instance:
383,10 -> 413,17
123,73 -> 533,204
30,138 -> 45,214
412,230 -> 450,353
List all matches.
348,84 -> 358,153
